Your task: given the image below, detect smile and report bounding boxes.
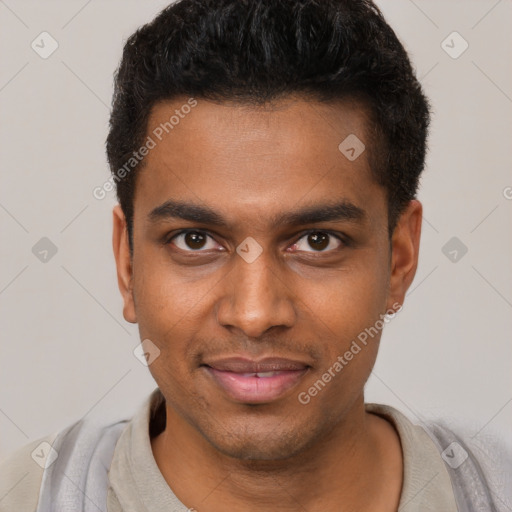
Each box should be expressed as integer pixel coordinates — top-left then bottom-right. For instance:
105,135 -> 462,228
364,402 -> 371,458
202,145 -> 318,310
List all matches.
202,356 -> 310,404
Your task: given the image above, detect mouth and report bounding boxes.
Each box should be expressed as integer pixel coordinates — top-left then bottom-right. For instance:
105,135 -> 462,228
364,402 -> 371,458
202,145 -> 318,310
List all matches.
201,357 -> 311,404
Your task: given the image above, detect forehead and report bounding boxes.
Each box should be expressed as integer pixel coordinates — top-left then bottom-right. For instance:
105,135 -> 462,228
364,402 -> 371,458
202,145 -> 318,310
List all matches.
134,95 -> 386,232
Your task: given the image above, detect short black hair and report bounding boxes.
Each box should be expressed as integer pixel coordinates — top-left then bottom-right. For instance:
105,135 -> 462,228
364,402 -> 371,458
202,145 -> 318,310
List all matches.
106,0 -> 430,252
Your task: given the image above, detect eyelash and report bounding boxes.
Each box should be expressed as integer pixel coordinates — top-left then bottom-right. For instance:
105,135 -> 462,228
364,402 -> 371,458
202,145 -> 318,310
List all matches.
164,229 -> 350,253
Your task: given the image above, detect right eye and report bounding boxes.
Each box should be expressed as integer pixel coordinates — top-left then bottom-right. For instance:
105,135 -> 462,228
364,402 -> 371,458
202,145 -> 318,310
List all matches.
166,230 -> 221,252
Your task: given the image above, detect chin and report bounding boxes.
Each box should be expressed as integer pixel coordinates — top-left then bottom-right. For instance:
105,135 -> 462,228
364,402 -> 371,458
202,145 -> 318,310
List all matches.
215,437 -> 307,462
200,418 -> 321,462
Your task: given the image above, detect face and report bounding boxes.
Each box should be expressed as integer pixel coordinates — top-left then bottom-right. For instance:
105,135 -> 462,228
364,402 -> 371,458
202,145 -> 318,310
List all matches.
113,95 -> 421,461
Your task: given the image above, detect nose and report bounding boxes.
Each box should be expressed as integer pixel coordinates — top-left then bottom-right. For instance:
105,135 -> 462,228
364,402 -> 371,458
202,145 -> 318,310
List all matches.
216,250 -> 296,339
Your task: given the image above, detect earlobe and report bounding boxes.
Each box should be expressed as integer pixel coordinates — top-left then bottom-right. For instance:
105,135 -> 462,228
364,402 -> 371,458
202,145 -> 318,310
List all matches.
112,205 -> 137,324
386,200 -> 422,312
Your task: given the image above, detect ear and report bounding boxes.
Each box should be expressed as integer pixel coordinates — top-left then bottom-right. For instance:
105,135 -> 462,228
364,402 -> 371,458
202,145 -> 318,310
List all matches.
112,204 -> 137,324
386,199 -> 422,312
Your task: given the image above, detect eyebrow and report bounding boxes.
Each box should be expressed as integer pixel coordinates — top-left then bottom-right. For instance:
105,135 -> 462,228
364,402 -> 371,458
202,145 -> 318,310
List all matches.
148,199 -> 366,228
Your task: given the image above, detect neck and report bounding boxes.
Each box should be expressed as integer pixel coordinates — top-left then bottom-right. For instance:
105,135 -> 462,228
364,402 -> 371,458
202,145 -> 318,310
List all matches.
150,396 -> 403,512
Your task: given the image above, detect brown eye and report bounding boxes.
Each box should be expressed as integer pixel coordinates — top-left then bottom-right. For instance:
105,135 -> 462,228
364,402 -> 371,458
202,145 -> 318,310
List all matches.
184,232 -> 207,250
307,232 -> 329,251
169,231 -> 218,252
292,231 -> 343,253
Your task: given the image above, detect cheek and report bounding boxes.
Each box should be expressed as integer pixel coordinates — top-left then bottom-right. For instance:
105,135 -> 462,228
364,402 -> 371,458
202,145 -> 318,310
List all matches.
304,259 -> 389,336
295,254 -> 389,394
133,266 -> 201,394
133,245 -> 209,320
296,271 -> 386,409
131,258 -> 207,360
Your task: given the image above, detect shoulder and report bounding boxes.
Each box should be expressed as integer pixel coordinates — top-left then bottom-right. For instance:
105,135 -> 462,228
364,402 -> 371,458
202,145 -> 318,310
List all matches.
367,403 -> 512,511
423,416 -> 512,511
0,432 -> 58,512
0,417 -> 128,512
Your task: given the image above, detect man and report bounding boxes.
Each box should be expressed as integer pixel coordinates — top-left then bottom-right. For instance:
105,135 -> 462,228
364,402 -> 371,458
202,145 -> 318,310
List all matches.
1,0 -> 509,511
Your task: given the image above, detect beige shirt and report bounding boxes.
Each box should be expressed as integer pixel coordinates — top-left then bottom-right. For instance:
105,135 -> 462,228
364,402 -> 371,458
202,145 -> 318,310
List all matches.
0,388 -> 458,511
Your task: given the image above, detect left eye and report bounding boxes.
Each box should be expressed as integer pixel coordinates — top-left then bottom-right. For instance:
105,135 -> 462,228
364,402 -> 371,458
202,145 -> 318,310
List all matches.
291,232 -> 343,252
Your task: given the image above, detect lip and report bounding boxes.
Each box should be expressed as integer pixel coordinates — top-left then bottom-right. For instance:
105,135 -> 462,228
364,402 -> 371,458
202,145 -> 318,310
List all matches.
202,356 -> 311,404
